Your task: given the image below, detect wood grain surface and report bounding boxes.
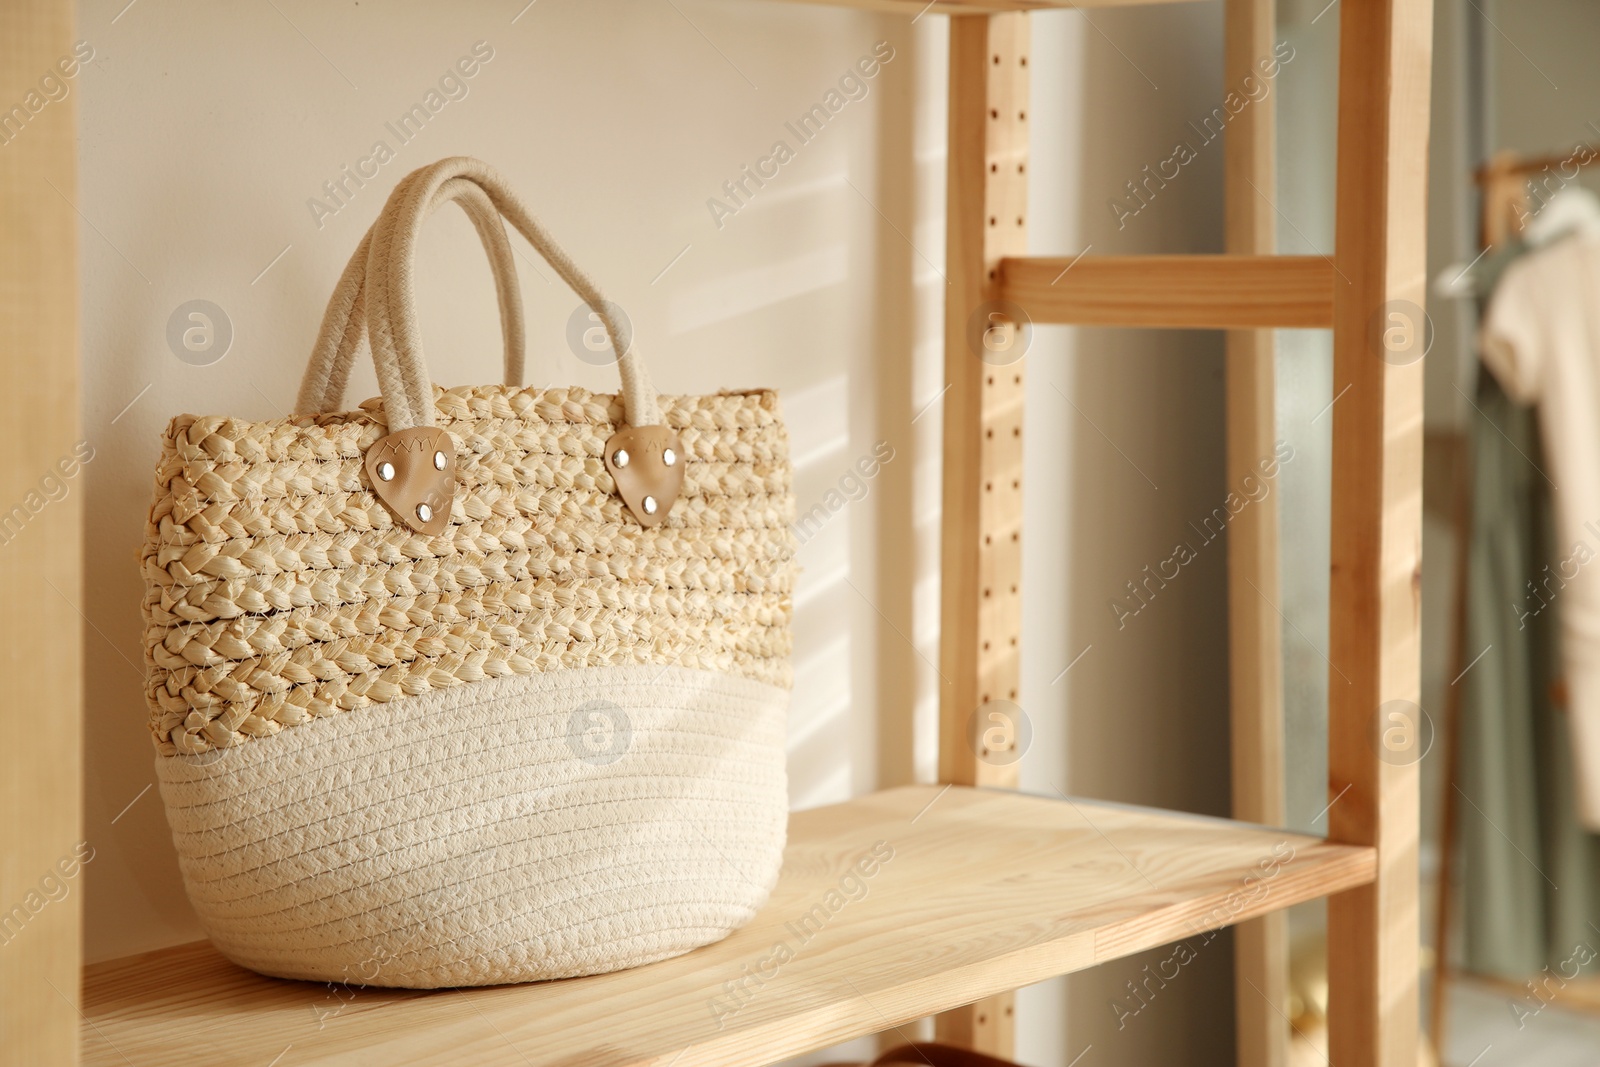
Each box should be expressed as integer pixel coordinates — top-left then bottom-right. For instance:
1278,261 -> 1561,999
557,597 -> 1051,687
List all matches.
83,786 -> 1375,1067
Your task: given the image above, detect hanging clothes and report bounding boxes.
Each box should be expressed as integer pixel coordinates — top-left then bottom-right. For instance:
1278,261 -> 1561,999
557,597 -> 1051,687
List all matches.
1481,232 -> 1600,831
1457,369 -> 1600,976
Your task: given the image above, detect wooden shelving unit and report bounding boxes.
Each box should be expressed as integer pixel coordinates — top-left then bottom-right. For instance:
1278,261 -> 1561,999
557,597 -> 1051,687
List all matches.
0,0 -> 1433,1064
0,6 -> 82,1067
82,787 -> 1374,1067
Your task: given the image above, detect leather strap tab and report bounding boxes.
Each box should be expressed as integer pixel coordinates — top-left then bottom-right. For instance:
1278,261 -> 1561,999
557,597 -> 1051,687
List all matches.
603,425 -> 685,527
365,426 -> 456,535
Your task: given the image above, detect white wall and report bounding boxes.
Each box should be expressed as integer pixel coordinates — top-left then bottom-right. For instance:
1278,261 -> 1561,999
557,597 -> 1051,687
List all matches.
74,1 -> 1238,1063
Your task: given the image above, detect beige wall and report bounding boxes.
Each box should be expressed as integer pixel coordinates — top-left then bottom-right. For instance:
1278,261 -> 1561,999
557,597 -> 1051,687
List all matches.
77,1 -> 1238,1063
1019,5 -> 1237,1062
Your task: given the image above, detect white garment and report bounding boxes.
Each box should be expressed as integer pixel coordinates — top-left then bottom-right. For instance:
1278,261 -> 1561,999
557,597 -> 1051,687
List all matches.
1481,234 -> 1600,831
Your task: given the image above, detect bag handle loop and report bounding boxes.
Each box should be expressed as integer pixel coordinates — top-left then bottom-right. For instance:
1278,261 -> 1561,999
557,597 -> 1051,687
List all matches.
362,157 -> 660,430
296,173 -> 525,416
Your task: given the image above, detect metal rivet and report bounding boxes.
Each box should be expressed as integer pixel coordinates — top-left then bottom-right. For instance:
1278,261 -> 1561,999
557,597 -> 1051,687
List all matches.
662,448 -> 677,467
642,495 -> 658,515
416,502 -> 433,523
376,461 -> 395,482
433,450 -> 447,471
612,448 -> 630,469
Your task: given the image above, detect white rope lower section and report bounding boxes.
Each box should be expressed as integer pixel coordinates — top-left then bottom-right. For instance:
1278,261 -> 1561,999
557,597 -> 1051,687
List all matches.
157,663 -> 788,988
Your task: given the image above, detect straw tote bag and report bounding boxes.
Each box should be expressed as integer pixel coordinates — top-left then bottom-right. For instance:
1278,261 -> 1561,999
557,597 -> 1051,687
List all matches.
140,157 -> 796,988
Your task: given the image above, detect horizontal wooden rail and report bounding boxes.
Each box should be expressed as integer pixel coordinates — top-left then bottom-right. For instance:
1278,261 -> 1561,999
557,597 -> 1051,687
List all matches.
999,254 -> 1336,330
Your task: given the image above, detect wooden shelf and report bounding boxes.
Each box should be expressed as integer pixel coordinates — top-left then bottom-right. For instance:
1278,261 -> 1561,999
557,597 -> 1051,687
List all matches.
999,254 -> 1336,330
82,786 -> 1374,1067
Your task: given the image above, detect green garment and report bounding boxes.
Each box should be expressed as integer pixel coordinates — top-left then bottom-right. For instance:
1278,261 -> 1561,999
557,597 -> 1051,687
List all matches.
1460,370 -> 1600,977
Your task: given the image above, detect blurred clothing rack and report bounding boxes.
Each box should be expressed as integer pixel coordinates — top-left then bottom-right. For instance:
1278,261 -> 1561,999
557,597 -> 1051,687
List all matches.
1474,145 -> 1599,247
1432,144 -> 1600,1060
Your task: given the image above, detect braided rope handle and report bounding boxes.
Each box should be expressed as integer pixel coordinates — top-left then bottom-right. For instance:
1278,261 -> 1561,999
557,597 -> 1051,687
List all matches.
296,173 -> 526,416
363,157 -> 660,431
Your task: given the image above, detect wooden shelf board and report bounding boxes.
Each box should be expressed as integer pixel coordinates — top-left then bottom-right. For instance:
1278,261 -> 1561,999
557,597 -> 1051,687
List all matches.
1000,254 -> 1336,329
81,785 -> 1374,1067
778,0 -> 1208,13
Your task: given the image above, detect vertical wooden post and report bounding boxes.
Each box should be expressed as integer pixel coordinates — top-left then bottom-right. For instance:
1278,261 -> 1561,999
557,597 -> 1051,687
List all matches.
935,10 -> 1028,1058
1327,0 -> 1431,1064
0,1 -> 82,1064
1223,2 -> 1286,1066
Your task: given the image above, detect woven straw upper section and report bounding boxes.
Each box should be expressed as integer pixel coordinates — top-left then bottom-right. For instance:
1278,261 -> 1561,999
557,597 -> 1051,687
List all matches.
141,385 -> 796,756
